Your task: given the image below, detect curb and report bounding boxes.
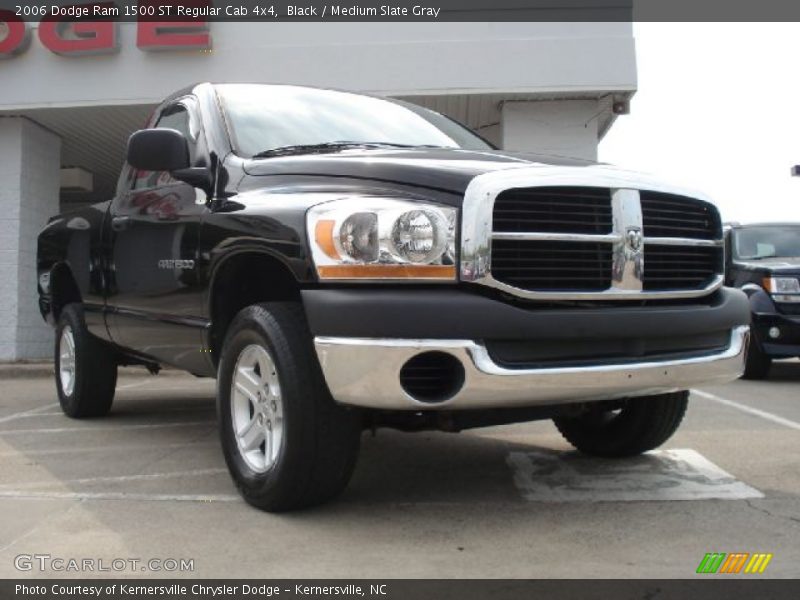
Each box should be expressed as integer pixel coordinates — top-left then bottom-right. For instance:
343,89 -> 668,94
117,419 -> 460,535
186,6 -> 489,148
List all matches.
0,362 -> 54,379
0,363 -> 191,380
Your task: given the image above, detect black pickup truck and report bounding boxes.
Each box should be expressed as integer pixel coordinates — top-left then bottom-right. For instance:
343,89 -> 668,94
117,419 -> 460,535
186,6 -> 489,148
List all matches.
725,222 -> 800,378
38,83 -> 750,511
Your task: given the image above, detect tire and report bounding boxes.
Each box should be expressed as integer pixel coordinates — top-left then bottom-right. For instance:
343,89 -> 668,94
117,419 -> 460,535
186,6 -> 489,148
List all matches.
553,391 -> 689,458
217,302 -> 362,512
55,303 -> 117,418
742,337 -> 772,380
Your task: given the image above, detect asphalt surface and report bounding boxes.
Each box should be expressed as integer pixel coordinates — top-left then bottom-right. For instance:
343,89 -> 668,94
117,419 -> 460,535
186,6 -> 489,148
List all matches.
0,362 -> 798,579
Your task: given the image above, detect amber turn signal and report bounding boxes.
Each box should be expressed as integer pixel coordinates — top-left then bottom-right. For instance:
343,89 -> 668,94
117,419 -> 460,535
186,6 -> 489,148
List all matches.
315,219 -> 340,260
317,264 -> 456,280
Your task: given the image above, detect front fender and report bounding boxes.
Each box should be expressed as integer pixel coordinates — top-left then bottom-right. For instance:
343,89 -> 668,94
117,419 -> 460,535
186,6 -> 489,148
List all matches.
740,283 -> 777,315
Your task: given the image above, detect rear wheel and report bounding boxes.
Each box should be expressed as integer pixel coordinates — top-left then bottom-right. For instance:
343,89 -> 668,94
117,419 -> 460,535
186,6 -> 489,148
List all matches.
217,302 -> 361,512
55,304 -> 117,418
553,391 -> 689,457
742,337 -> 772,380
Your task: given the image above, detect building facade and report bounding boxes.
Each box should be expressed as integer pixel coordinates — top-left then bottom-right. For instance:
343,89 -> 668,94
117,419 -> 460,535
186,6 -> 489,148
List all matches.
0,20 -> 637,360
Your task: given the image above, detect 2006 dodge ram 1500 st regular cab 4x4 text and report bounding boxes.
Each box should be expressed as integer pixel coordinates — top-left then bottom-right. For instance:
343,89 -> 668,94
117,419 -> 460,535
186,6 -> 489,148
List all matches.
37,84 -> 751,511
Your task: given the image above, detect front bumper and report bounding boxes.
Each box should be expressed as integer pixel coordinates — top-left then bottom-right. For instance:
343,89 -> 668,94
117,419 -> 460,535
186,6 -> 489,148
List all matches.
753,312 -> 800,357
314,326 -> 749,410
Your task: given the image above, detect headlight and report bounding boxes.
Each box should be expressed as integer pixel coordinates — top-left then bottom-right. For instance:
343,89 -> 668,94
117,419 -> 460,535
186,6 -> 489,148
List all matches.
764,276 -> 800,303
763,277 -> 800,294
307,198 -> 457,280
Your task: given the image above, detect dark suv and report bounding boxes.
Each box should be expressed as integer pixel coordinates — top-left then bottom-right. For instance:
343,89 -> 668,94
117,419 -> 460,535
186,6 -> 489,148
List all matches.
725,222 -> 800,378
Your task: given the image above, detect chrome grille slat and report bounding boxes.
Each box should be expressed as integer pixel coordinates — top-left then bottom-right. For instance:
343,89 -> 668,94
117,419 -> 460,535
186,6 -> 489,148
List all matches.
641,237 -> 722,248
493,232 -> 721,247
492,232 -> 620,243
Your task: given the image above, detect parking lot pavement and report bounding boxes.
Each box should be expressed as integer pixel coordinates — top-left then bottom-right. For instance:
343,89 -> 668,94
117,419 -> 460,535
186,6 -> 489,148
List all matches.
0,363 -> 798,579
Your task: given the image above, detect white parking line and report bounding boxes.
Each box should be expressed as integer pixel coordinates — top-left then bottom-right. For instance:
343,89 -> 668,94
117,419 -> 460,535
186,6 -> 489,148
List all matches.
0,490 -> 240,503
116,379 -> 157,391
508,448 -> 763,502
0,403 -> 60,425
120,387 -> 214,394
11,412 -> 65,418
0,440 -> 217,458
0,468 -> 229,489
0,420 -> 215,436
0,378 -> 172,425
0,501 -> 84,554
692,389 -> 800,431
11,406 -> 215,420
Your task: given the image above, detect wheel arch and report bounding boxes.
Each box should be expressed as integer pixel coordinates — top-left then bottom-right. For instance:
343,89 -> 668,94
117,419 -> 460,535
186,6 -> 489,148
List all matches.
207,251 -> 303,368
47,262 -> 83,322
740,283 -> 776,314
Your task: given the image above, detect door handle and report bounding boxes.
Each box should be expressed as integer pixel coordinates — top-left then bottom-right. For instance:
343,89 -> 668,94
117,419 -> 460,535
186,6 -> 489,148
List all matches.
111,216 -> 130,231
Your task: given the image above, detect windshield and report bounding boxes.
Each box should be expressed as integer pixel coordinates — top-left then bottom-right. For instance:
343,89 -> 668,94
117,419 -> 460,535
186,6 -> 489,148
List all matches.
732,225 -> 800,260
216,84 -> 492,157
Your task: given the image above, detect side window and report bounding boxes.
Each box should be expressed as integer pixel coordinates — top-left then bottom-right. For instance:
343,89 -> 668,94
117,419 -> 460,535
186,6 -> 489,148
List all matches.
157,106 -> 193,140
131,104 -> 196,191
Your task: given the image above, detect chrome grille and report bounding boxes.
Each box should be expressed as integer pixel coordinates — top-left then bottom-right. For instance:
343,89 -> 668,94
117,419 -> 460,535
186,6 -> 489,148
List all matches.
461,177 -> 724,301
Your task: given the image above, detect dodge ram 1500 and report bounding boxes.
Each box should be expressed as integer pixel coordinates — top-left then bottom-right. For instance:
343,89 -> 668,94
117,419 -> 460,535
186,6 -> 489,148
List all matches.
38,83 -> 751,511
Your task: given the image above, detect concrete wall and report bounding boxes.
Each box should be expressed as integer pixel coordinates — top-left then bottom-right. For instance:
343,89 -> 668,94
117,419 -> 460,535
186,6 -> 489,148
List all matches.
501,100 -> 601,161
0,118 -> 61,360
0,22 -> 636,110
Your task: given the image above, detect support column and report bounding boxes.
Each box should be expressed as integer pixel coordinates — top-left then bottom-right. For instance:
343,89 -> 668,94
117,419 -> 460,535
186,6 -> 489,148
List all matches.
0,118 -> 61,360
500,100 -> 600,161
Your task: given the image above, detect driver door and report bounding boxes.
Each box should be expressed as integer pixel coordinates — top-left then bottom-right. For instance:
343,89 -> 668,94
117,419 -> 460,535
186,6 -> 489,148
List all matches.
105,98 -> 212,374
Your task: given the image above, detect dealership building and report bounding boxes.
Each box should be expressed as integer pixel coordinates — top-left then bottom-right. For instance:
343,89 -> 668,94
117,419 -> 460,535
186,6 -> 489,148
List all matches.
0,20 -> 637,360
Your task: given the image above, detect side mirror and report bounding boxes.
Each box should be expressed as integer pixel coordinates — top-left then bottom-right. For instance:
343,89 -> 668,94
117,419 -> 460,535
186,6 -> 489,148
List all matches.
172,167 -> 213,194
127,128 -> 190,172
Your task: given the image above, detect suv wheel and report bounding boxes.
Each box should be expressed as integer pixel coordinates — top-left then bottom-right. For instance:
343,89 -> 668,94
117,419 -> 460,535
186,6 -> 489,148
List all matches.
55,303 -> 118,418
553,391 -> 688,458
217,302 -> 362,512
742,338 -> 772,380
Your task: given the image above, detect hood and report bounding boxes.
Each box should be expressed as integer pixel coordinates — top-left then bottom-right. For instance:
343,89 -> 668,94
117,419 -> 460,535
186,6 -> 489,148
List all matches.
733,258 -> 800,274
241,147 -> 600,194
239,147 -> 710,205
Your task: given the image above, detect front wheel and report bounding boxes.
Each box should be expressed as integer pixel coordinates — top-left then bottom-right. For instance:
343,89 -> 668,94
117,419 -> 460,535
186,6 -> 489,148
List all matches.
55,303 -> 117,418
553,391 -> 689,458
742,337 -> 772,380
217,302 -> 362,512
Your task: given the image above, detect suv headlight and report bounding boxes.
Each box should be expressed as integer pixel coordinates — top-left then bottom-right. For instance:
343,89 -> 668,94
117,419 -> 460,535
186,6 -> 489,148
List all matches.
763,276 -> 800,302
307,198 -> 457,280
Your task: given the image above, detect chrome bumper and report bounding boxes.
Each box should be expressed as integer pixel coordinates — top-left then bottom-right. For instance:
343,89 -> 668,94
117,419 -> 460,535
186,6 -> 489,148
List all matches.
314,326 -> 749,410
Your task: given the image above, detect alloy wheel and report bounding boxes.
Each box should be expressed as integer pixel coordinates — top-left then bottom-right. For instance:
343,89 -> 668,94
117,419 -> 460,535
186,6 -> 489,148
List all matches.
230,344 -> 285,473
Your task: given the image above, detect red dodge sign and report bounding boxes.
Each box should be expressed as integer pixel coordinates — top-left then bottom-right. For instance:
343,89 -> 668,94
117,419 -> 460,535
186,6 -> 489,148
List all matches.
0,5 -> 211,58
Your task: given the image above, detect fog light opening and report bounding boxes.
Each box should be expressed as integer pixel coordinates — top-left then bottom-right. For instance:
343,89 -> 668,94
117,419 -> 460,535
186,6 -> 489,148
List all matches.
399,351 -> 465,404
768,326 -> 781,339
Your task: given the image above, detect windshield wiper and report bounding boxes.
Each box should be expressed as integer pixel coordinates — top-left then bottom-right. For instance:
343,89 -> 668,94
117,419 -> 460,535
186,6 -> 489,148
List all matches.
250,141 -> 443,159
